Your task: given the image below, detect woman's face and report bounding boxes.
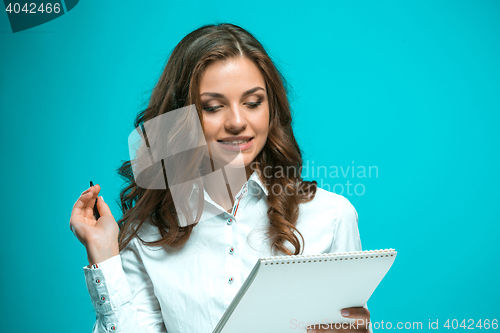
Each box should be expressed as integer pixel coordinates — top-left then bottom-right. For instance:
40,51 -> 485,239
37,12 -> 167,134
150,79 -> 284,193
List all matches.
199,56 -> 270,168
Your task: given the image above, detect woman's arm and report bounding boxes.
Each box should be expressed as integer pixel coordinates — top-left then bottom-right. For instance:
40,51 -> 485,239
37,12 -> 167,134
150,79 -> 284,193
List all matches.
329,195 -> 362,254
312,196 -> 372,333
70,184 -> 166,332
83,236 -> 167,333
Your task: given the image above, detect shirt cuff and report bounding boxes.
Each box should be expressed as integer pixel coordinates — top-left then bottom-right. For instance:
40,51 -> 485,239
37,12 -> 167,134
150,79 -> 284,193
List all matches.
83,254 -> 132,315
84,254 -> 120,269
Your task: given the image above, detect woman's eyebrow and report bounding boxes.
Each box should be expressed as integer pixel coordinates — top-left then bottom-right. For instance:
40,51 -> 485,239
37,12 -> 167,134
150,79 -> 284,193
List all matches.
200,86 -> 265,98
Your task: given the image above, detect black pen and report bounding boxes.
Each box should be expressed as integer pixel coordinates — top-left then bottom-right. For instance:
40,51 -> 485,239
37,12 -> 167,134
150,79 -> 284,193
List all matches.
90,181 -> 100,220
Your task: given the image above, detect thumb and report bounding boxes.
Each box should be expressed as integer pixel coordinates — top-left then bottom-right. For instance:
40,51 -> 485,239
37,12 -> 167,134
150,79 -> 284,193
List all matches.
95,196 -> 113,218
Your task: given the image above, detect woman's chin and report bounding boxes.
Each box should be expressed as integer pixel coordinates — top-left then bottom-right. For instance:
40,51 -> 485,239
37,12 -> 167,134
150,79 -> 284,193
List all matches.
217,157 -> 248,168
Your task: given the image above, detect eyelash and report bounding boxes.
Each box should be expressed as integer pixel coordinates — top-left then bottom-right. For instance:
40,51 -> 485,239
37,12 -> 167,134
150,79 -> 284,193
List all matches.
202,102 -> 262,112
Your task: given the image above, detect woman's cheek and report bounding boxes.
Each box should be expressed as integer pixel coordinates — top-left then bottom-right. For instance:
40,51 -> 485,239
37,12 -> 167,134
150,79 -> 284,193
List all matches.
202,119 -> 217,140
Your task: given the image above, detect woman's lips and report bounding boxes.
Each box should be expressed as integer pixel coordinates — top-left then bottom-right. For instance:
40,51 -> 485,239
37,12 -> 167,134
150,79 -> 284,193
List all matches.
217,138 -> 254,151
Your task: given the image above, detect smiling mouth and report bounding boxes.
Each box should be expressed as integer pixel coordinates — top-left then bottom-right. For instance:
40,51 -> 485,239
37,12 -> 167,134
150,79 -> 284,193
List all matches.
217,138 -> 253,145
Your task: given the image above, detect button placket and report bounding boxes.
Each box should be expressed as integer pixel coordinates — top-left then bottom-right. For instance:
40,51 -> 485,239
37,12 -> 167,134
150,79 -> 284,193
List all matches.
224,209 -> 238,304
231,182 -> 248,217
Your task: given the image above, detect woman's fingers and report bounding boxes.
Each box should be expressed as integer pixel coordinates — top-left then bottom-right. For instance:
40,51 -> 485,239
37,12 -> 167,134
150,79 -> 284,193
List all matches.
70,184 -> 119,254
95,196 -> 113,217
341,307 -> 370,321
70,189 -> 94,243
307,307 -> 371,332
71,186 -> 95,221
342,306 -> 370,330
83,184 -> 100,220
70,186 -> 96,239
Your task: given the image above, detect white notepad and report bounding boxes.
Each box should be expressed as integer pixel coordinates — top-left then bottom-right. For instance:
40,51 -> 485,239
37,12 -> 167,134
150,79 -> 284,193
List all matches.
212,249 -> 397,333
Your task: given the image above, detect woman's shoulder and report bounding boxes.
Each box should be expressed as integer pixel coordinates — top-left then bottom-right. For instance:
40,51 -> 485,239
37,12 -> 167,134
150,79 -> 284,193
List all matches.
299,186 -> 358,224
122,216 -> 163,248
304,186 -> 356,210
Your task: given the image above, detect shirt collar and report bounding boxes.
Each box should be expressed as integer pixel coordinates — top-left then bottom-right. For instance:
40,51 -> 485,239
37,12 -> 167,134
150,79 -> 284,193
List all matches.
247,170 -> 268,196
175,170 -> 268,225
201,170 -> 268,210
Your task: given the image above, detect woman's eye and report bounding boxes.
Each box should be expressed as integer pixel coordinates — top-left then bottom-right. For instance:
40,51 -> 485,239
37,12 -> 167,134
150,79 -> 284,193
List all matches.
246,102 -> 261,109
203,105 -> 222,112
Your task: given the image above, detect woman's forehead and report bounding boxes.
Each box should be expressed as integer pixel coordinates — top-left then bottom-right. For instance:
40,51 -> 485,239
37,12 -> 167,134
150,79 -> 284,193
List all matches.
199,57 -> 266,94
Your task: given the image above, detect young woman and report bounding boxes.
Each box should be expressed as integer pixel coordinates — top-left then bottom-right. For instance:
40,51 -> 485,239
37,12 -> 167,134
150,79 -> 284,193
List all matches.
70,23 -> 370,333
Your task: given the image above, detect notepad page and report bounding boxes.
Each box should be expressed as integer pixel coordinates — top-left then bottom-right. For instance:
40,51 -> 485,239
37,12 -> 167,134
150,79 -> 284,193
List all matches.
216,250 -> 396,333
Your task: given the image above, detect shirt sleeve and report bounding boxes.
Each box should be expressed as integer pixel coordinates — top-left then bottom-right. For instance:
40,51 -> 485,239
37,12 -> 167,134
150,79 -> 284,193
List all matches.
83,236 -> 167,332
329,196 -> 362,254
329,197 -> 373,333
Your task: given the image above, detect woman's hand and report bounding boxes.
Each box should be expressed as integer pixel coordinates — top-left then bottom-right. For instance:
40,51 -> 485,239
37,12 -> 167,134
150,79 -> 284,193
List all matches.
307,307 -> 370,332
69,184 -> 119,265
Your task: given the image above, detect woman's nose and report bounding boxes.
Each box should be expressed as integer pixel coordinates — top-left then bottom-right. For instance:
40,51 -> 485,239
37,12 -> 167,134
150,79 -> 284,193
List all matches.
224,105 -> 247,132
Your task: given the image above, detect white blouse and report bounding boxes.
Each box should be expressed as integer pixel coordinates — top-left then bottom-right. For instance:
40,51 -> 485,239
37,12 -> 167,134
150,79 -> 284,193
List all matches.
83,171 -> 364,333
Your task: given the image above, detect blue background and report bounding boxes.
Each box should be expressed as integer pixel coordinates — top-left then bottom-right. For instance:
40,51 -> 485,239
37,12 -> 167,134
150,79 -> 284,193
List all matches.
1,0 -> 499,331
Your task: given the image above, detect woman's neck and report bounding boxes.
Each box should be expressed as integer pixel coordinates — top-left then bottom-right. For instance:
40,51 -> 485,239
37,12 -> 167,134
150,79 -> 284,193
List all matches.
202,164 -> 254,213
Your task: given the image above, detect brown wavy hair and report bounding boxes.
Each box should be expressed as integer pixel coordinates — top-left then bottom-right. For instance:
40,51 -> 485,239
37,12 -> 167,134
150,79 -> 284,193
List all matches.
116,23 -> 317,256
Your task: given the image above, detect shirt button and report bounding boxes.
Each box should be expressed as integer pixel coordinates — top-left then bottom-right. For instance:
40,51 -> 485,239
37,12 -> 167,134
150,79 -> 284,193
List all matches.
99,294 -> 107,303
109,323 -> 117,331
226,218 -> 233,225
228,276 -> 234,284
94,277 -> 101,285
228,246 -> 234,255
